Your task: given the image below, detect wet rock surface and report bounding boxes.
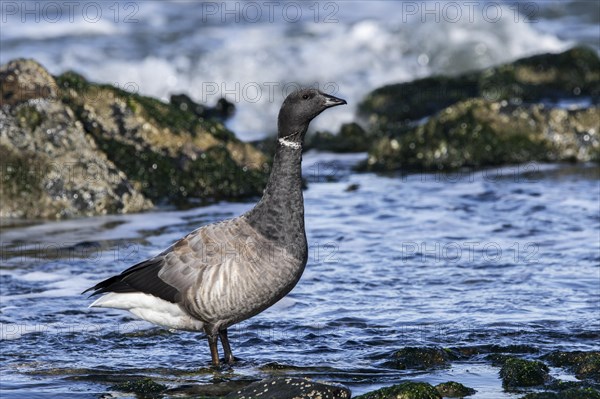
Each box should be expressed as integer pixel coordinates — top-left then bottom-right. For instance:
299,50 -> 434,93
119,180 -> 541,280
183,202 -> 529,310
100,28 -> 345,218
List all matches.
434,381 -> 476,397
386,347 -> 452,370
354,382 -> 441,399
543,351 -> 600,383
225,376 -> 351,399
499,357 -> 551,388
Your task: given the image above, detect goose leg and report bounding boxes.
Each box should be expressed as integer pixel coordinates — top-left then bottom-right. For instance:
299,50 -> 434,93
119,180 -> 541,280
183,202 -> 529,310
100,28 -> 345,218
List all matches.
207,333 -> 220,366
219,329 -> 235,364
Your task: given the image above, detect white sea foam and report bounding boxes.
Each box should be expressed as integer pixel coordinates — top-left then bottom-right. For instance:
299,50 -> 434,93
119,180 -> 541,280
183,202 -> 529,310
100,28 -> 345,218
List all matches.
0,1 -> 576,140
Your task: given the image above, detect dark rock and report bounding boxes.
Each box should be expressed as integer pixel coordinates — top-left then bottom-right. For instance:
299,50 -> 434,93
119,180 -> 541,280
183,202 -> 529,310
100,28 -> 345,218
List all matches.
225,376 -> 351,399
354,382 -> 441,399
345,183 -> 360,192
386,347 -> 453,370
358,47 -> 600,132
170,93 -> 235,121
359,99 -> 599,172
306,122 -> 371,152
109,377 -> 167,395
499,358 -> 551,388
166,379 -> 252,397
435,381 -> 476,397
451,344 -> 539,359
543,351 -> 600,382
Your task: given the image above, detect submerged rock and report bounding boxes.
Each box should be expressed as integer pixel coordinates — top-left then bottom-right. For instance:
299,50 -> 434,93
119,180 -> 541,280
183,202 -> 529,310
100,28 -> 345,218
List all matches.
358,47 -> 600,131
499,358 -> 551,388
225,376 -> 351,399
386,347 -> 452,370
435,381 -> 476,397
354,382 -> 441,399
360,99 -> 599,172
0,59 -> 269,219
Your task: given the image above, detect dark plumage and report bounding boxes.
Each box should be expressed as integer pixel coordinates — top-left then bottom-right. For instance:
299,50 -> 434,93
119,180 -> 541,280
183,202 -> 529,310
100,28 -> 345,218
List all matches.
84,88 -> 347,366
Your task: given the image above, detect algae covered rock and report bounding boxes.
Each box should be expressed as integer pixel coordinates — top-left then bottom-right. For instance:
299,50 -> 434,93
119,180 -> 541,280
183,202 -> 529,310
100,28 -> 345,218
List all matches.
435,381 -> 476,397
110,377 -> 167,395
225,376 -> 351,399
386,347 -> 452,370
0,60 -> 151,219
355,47 -> 599,173
0,58 -> 269,219
358,47 -> 600,131
543,351 -> 600,382
499,358 -> 550,388
306,122 -> 371,152
55,70 -> 268,205
360,99 -> 599,172
354,382 -> 441,399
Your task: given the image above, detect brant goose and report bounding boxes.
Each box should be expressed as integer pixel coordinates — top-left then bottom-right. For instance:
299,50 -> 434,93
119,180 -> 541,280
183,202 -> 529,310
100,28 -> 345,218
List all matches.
84,88 -> 347,366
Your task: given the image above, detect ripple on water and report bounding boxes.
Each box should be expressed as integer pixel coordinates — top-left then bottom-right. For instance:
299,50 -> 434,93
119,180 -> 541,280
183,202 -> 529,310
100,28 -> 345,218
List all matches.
0,163 -> 598,396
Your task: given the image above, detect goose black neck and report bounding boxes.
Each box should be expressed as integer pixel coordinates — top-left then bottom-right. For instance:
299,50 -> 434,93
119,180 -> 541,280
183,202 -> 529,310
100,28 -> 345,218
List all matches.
245,139 -> 307,261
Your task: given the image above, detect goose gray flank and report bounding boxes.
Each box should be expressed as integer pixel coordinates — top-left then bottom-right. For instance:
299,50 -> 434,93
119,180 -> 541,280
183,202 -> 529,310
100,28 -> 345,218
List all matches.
83,88 -> 347,366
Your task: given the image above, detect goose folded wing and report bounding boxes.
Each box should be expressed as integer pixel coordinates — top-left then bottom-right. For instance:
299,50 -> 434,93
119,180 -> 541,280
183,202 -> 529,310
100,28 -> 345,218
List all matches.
82,236 -> 207,304
82,218 -> 251,304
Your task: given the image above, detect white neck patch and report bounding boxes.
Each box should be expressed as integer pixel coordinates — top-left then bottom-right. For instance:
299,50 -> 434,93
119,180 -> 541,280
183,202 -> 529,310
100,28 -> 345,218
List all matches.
278,137 -> 302,150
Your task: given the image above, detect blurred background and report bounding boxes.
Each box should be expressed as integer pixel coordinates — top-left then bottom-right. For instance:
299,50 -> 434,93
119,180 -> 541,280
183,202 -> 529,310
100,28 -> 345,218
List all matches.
2,0 -> 598,139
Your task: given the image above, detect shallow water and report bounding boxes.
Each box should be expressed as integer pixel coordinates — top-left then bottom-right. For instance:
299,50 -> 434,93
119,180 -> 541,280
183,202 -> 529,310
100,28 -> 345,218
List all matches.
1,153 -> 598,398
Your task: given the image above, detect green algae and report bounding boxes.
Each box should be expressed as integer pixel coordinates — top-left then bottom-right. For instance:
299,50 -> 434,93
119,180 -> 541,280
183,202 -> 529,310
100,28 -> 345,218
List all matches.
354,382 -> 441,399
499,358 -> 550,388
435,381 -> 476,397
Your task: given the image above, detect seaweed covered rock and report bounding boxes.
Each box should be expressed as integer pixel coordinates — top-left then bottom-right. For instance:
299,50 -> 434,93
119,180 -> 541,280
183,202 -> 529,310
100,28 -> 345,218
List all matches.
435,381 -> 476,397
55,70 -> 268,205
360,99 -> 599,172
306,122 -> 371,152
0,58 -> 269,219
225,377 -> 351,399
386,347 -> 452,370
0,61 -> 151,219
543,351 -> 600,382
358,47 -> 600,131
499,358 -> 551,388
354,382 -> 441,399
110,377 -> 167,396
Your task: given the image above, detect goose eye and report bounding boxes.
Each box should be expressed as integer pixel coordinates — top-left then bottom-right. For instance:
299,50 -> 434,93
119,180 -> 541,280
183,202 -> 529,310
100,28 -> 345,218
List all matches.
302,94 -> 309,100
